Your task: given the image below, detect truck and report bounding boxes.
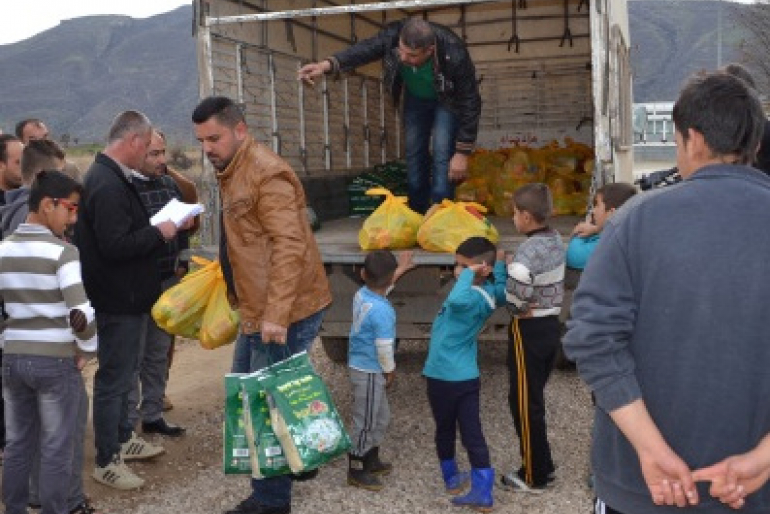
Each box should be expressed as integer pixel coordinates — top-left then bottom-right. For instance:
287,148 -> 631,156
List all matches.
191,0 -> 634,362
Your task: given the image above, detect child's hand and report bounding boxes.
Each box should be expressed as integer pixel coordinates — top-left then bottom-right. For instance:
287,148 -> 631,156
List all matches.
385,371 -> 396,388
69,309 -> 87,332
496,249 -> 506,262
573,221 -> 599,237
393,251 -> 416,283
467,262 -> 491,275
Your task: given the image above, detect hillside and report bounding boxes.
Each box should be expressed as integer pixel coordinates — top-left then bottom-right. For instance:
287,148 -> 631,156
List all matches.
630,0 -> 747,102
0,1 -> 756,143
0,5 -> 197,143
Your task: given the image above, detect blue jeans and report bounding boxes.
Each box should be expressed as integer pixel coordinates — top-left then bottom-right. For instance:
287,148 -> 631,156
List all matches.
403,92 -> 459,214
231,310 -> 324,507
93,313 -> 148,467
2,354 -> 81,514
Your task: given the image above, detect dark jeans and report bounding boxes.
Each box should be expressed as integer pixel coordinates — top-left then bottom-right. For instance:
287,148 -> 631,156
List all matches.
426,377 -> 490,469
507,315 -> 560,487
93,313 -> 148,467
403,92 -> 458,214
2,354 -> 81,514
231,310 -> 324,507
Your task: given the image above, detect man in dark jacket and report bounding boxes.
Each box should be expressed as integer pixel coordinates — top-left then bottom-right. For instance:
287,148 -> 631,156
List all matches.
74,110 -> 178,490
298,17 -> 481,213
128,128 -> 190,438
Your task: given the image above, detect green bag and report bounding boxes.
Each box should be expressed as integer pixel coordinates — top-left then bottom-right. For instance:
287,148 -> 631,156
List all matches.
223,373 -> 250,474
257,351 -> 351,473
240,372 -> 292,479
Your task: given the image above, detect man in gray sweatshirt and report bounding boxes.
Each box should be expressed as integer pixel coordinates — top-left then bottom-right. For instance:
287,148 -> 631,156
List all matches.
564,71 -> 770,514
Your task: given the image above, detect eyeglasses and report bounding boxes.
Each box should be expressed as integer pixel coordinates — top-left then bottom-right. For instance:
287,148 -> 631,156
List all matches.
54,198 -> 79,213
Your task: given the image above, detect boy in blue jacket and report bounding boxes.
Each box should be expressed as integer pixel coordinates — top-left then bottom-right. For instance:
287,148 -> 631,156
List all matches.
423,236 -> 507,512
566,182 -> 637,271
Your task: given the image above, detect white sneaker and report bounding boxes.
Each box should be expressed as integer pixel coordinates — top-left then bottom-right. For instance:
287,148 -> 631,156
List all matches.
93,455 -> 145,490
120,432 -> 165,461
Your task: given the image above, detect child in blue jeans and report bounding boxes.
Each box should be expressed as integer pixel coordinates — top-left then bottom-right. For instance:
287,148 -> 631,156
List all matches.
423,236 -> 507,512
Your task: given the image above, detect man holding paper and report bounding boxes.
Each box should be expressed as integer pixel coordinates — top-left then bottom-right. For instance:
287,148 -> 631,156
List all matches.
74,111 -> 177,490
129,129 -> 198,437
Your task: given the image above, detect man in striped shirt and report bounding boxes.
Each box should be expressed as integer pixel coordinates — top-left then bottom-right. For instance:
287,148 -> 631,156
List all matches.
0,170 -> 97,514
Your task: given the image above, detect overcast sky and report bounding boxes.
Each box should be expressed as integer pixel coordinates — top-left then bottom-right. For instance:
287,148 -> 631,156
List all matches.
0,0 -> 191,45
0,0 -> 759,46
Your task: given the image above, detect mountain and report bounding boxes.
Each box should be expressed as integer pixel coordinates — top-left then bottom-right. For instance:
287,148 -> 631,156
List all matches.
0,2 -> 755,143
0,5 -> 198,144
629,0 -> 747,102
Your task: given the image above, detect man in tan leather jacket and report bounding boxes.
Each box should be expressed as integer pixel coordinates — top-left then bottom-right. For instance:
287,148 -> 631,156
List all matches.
192,96 -> 331,514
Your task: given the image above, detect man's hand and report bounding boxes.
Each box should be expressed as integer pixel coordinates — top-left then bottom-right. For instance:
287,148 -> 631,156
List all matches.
179,217 -> 196,231
298,61 -> 331,86
638,445 -> 699,507
75,354 -> 89,371
693,446 -> 770,510
156,220 -> 178,241
69,309 -> 87,332
610,400 -> 699,508
261,320 -> 288,344
448,153 -> 469,183
384,371 -> 395,388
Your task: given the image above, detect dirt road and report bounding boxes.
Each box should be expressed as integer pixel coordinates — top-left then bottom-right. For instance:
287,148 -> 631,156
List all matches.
76,337 -> 595,514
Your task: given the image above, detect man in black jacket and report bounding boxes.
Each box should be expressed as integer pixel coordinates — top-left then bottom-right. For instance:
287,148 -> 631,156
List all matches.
74,110 -> 178,490
298,17 -> 481,213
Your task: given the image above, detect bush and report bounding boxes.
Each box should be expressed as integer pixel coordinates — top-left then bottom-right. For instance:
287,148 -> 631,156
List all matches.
169,146 -> 193,170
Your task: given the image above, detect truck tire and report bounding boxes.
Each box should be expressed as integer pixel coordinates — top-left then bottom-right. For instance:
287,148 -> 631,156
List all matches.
321,336 -> 348,364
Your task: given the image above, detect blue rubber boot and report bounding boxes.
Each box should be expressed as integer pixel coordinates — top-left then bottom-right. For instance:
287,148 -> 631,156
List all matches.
451,468 -> 494,512
440,459 -> 470,495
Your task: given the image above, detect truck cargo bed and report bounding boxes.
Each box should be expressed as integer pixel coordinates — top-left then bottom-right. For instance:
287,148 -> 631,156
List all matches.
316,215 -> 581,264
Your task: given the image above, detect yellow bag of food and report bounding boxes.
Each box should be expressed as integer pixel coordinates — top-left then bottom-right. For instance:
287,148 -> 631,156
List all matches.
417,199 -> 499,253
199,274 -> 240,350
152,257 -> 219,337
455,176 -> 491,207
358,188 -> 423,250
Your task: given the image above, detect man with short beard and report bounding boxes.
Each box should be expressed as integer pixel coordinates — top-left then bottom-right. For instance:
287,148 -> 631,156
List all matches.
128,128 -> 190,438
192,96 -> 331,514
0,134 -> 23,203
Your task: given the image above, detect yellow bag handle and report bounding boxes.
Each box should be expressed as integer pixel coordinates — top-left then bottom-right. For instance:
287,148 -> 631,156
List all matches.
438,198 -> 489,214
365,187 -> 408,204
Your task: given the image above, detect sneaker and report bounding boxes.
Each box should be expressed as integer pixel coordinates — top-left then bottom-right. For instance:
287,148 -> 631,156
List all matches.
120,432 -> 165,461
92,455 -> 144,490
224,497 -> 290,514
499,472 -> 547,495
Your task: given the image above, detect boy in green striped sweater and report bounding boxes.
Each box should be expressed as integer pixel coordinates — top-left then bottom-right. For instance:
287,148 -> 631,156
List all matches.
0,170 -> 97,514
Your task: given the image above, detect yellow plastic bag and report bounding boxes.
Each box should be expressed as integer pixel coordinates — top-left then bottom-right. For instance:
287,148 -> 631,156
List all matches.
417,199 -> 499,253
151,257 -> 219,338
199,273 -> 240,350
358,188 -> 423,250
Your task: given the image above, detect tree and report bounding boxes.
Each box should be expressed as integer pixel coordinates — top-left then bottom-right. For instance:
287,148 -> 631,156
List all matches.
731,1 -> 770,95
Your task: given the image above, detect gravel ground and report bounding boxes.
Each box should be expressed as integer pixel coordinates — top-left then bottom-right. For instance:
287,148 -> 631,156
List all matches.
83,338 -> 595,514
